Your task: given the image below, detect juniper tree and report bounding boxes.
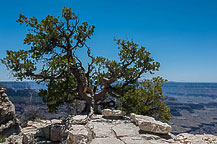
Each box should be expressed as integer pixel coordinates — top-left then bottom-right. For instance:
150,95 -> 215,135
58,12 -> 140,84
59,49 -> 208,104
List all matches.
1,7 -> 171,121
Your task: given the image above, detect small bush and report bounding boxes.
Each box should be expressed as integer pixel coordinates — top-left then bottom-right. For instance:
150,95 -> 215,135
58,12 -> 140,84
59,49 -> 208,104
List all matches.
119,77 -> 172,122
35,118 -> 42,122
0,135 -> 6,143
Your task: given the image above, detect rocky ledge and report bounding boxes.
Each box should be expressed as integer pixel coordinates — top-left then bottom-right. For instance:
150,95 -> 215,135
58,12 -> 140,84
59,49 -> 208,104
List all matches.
1,89 -> 217,144
0,87 -> 21,137
4,109 -> 217,144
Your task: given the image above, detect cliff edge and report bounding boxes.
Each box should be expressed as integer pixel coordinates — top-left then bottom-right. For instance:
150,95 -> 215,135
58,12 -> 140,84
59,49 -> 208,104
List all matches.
0,86 -> 21,138
1,88 -> 217,144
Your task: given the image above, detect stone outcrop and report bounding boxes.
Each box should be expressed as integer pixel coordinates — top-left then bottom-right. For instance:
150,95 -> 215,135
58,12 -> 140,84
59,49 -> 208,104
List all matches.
130,113 -> 172,134
174,133 -> 217,144
7,119 -> 64,144
66,125 -> 90,144
4,107 -> 217,144
0,87 -> 21,137
67,115 -> 88,125
102,109 -> 125,118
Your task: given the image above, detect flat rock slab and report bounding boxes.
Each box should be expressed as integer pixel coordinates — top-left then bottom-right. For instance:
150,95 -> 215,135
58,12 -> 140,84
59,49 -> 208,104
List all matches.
130,113 -> 172,134
66,125 -> 89,144
120,137 -> 146,144
69,115 -> 87,125
102,109 -> 125,118
69,125 -> 89,136
88,121 -> 115,138
112,123 -> 140,137
174,133 -> 217,144
140,134 -> 161,140
27,121 -> 49,129
22,127 -> 38,135
90,138 -> 124,144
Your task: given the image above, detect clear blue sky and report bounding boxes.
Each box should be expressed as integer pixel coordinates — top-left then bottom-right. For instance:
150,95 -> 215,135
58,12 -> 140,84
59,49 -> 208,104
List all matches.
0,0 -> 217,82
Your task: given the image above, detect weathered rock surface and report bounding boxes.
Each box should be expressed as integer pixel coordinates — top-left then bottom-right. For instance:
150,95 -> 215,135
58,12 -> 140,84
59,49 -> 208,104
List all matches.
174,133 -> 217,144
91,137 -> 124,144
130,113 -> 172,134
6,119 -> 63,144
7,133 -> 24,144
66,125 -> 90,144
0,87 -> 21,137
68,115 -> 88,125
112,123 -> 140,137
102,109 -> 125,118
4,108 -> 217,144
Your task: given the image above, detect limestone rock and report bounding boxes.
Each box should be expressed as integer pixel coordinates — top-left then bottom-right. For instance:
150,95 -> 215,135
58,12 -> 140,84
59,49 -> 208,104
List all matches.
0,87 -> 21,137
7,133 -> 23,144
88,121 -> 114,138
174,133 -> 217,144
102,109 -> 125,118
36,122 -> 66,142
130,113 -> 172,134
3,104 -> 217,144
140,133 -> 161,140
23,120 -> 51,141
66,125 -> 90,144
50,124 -> 66,141
90,137 -> 124,144
22,134 -> 29,144
112,123 -> 140,137
27,120 -> 52,129
120,137 -> 147,144
51,119 -> 62,124
69,115 -> 88,125
21,119 -> 64,143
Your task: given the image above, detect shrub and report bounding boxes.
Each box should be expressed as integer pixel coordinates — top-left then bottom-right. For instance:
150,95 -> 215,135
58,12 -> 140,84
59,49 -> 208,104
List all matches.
119,77 -> 172,122
0,136 -> 6,143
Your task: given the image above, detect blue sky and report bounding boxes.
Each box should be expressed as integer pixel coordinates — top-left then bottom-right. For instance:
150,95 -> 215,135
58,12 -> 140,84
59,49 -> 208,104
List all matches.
0,0 -> 217,82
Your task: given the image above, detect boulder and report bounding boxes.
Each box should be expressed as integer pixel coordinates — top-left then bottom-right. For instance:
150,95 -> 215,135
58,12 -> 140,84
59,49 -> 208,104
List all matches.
66,125 -> 90,144
174,133 -> 217,144
102,109 -> 125,118
35,122 -> 66,142
69,115 -> 88,125
21,119 -> 65,143
7,133 -> 24,144
130,113 -> 172,134
50,124 -> 66,142
0,87 -> 21,137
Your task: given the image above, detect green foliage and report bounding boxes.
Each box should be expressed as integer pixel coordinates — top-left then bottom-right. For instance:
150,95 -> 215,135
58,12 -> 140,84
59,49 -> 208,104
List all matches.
1,7 -> 171,121
119,77 -> 172,122
0,135 -> 6,143
38,68 -> 78,112
1,7 -> 95,81
1,7 -> 95,112
35,118 -> 42,122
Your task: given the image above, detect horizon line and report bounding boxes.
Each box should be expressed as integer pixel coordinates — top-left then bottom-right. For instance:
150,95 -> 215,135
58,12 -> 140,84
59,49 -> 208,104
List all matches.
1,80 -> 217,83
